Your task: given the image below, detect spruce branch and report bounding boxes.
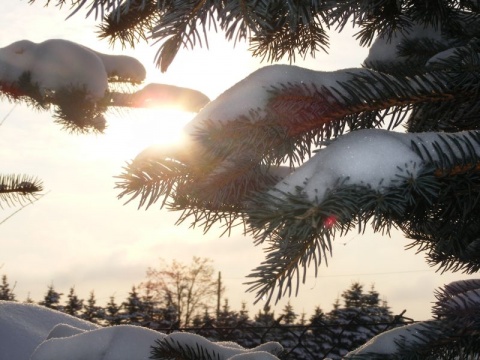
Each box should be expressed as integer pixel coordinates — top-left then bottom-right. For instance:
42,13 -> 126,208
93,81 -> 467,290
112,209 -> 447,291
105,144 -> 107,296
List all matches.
245,185 -> 356,305
249,4 -> 329,63
0,73 -> 107,134
29,0 -> 480,70
169,197 -> 245,236
347,280 -> 480,359
152,1 -> 218,72
0,174 -> 43,208
150,333 -> 283,359
116,63 -> 480,232
52,85 -> 108,134
242,130 -> 480,305
0,190 -> 50,226
151,336 -> 222,360
97,0 -> 160,48
116,155 -> 189,209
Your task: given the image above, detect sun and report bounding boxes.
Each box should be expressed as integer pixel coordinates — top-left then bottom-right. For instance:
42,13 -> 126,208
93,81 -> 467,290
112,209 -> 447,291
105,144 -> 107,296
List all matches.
103,107 -> 195,161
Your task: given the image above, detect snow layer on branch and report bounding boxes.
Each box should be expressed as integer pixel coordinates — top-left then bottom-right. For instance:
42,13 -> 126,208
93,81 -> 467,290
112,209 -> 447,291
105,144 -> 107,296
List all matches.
113,83 -> 210,111
272,129 -> 480,203
439,287 -> 480,314
345,322 -> 435,357
364,23 -> 447,65
272,129 -> 421,202
184,64 -> 376,135
0,39 -> 146,99
90,49 -> 146,82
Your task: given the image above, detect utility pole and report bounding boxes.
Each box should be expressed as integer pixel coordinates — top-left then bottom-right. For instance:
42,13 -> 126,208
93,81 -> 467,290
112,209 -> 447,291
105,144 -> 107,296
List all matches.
216,271 -> 222,319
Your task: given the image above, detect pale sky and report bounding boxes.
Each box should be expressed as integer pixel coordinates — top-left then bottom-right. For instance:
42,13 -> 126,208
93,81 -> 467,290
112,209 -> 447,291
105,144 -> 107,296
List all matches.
1,2 -> 477,321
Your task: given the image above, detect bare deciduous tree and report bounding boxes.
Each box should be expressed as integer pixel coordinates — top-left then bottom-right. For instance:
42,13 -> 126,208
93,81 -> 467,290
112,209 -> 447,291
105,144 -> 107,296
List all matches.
141,257 -> 221,327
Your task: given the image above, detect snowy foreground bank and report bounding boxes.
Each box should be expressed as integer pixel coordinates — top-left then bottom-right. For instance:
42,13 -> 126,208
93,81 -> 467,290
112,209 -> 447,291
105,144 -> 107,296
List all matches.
0,300 -> 455,359
0,301 -> 285,360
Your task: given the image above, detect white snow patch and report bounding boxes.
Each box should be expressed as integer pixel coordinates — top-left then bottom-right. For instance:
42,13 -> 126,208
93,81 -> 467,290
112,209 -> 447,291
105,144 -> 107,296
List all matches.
0,39 -> 146,100
442,289 -> 480,313
272,129 -> 480,203
31,325 -> 165,360
184,64 -> 377,135
425,47 -> 460,67
346,322 -> 434,356
272,129 -> 422,202
46,323 -> 88,339
163,332 -> 283,359
228,352 -> 282,359
365,23 -> 447,65
0,301 -> 282,360
0,40 -> 37,83
0,301 -> 98,360
90,50 -> 146,82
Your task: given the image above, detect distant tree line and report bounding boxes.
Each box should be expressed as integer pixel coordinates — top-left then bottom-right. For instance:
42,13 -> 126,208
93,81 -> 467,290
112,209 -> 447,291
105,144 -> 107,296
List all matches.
0,268 -> 406,359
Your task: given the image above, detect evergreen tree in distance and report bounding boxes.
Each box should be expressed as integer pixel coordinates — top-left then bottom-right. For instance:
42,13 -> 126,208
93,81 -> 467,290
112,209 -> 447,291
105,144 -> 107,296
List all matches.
38,284 -> 63,312
64,287 -> 84,317
104,295 -> 122,326
81,291 -> 104,324
326,282 -> 395,359
24,0 -> 480,357
0,275 -> 16,301
121,286 -> 145,326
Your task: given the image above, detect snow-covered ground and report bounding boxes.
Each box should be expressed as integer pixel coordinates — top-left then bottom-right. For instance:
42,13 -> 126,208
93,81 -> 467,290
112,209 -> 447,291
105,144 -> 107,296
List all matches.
0,301 -> 284,360
4,300 -> 463,359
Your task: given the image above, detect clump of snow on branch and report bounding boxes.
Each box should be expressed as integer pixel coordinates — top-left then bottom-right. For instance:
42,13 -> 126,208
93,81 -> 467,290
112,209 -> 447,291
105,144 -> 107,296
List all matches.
113,83 -> 210,112
434,279 -> 480,316
184,64 -> 377,135
90,50 -> 146,83
271,129 -> 480,203
0,39 -> 146,99
364,23 -> 449,66
272,129 -> 422,202
129,61 -> 480,213
345,279 -> 480,357
345,322 -> 433,357
0,38 -> 212,131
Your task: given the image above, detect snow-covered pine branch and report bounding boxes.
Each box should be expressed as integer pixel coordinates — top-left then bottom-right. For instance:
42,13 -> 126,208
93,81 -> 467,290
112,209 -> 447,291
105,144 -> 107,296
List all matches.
345,279 -> 480,359
245,129 -> 480,304
0,174 -> 43,208
30,1 -> 480,71
0,38 -> 209,133
118,57 -> 478,220
117,56 -> 480,303
111,6 -> 480,312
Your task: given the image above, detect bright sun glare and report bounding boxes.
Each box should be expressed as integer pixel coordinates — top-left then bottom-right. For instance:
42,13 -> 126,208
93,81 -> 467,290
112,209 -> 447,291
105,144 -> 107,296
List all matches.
104,107 -> 194,161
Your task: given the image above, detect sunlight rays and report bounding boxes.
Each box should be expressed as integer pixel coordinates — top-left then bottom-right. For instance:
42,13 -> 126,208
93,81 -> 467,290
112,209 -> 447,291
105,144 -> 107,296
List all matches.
103,108 -> 194,161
